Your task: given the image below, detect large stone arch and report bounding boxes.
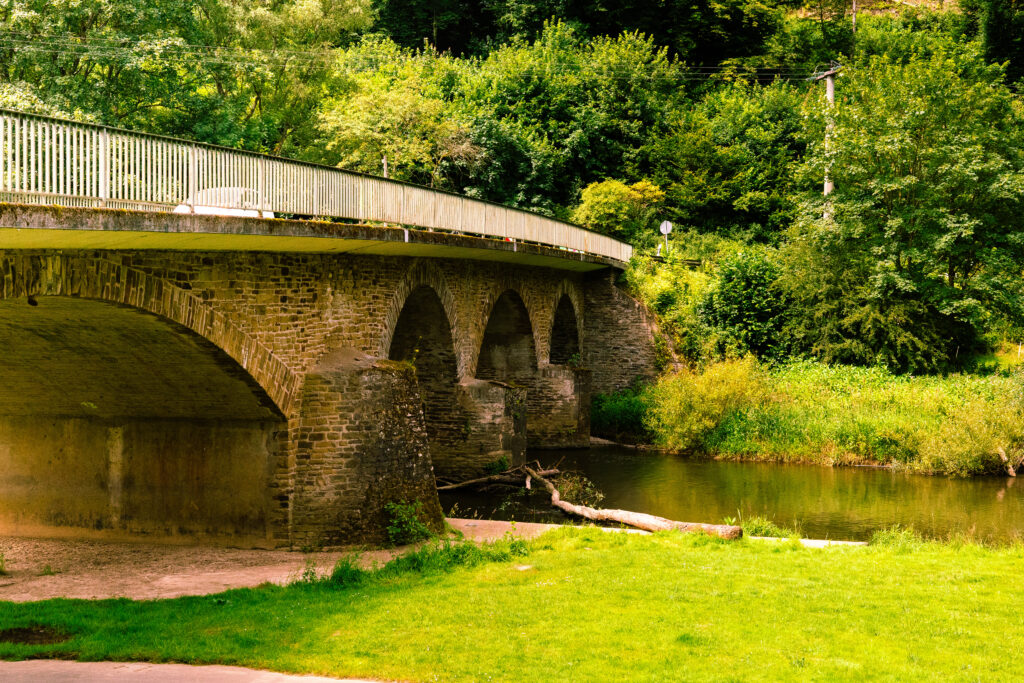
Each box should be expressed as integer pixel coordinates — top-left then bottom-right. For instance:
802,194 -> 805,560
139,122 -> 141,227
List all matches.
469,276 -> 546,378
0,254 -> 296,545
0,253 -> 300,416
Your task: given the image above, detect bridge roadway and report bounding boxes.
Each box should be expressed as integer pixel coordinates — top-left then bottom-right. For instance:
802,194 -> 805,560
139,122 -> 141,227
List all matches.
0,202 -> 660,548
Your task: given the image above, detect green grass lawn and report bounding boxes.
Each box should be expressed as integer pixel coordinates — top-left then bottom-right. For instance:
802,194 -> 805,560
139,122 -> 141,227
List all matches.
3,528 -> 1024,681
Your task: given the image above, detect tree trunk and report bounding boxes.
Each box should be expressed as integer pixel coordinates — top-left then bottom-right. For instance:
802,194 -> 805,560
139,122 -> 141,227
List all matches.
524,467 -> 742,540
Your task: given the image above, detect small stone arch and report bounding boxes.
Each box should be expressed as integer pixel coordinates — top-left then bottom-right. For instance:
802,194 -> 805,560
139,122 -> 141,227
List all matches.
547,280 -> 584,365
469,276 -> 547,377
0,253 -> 299,416
380,260 -> 464,377
475,289 -> 538,382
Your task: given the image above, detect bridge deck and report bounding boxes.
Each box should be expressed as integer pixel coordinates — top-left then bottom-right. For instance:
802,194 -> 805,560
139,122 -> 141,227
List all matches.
0,204 -> 623,272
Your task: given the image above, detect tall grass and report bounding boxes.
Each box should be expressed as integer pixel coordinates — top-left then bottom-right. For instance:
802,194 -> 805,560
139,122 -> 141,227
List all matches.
644,359 -> 1024,476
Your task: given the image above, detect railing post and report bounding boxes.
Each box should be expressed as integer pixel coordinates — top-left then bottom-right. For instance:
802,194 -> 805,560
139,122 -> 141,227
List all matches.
258,156 -> 266,218
99,129 -> 109,208
188,143 -> 197,213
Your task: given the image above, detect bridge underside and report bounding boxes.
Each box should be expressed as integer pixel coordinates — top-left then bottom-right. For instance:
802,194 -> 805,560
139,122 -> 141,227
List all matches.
0,297 -> 284,545
0,229 -> 659,548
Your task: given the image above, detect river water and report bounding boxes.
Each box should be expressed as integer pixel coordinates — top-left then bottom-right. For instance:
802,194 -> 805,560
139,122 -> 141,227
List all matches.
439,446 -> 1024,542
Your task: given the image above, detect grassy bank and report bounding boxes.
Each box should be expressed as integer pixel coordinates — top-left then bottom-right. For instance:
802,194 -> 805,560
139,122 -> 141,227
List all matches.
2,528 -> 1024,681
596,360 -> 1024,476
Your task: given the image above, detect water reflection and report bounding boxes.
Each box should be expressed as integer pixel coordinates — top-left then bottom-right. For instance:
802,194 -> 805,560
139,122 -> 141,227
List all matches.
440,446 -> 1024,542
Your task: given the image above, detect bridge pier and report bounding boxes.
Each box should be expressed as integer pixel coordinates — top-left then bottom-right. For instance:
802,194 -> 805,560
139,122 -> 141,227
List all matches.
289,350 -> 444,547
526,364 -> 592,449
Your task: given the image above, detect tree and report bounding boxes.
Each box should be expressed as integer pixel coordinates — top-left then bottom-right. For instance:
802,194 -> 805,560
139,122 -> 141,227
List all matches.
981,0 -> 1024,82
315,42 -> 480,186
571,179 -> 664,246
644,81 -> 805,243
700,251 -> 790,360
787,43 -> 1024,372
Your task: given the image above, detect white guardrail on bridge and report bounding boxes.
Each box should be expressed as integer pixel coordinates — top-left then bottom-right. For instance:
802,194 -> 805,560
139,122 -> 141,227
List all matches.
0,109 -> 632,263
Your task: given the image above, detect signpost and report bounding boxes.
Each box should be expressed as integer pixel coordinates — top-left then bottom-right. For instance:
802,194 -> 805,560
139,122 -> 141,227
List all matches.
659,220 -> 672,255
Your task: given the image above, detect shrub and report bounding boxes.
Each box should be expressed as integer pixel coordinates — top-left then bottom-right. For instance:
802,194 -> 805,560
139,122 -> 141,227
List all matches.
741,516 -> 796,538
0,552 -> 6,576
329,555 -> 366,588
384,500 -> 435,547
915,396 -> 1024,477
483,455 -> 511,475
699,251 -> 790,360
645,358 -> 766,451
591,386 -> 651,442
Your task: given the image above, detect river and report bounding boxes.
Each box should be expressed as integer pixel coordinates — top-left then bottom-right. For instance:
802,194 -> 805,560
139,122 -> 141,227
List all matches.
439,446 -> 1024,542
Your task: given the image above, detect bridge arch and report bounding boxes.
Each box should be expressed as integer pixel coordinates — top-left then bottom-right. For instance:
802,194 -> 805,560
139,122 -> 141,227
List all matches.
475,289 -> 538,382
548,280 -> 584,365
381,261 -> 465,378
0,254 -> 296,544
0,254 -> 300,416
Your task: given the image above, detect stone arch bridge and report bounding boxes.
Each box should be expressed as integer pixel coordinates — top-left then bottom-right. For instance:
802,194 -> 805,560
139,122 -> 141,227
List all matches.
0,206 -> 663,547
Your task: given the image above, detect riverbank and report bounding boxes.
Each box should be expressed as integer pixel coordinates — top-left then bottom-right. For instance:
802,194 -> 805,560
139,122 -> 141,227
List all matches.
3,526 -> 1022,681
596,359 -> 1024,477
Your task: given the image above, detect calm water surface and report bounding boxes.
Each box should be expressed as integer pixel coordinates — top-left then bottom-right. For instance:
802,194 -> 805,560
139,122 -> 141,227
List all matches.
440,446 -> 1024,542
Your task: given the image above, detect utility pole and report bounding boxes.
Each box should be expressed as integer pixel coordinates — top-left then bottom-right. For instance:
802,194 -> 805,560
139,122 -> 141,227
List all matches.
814,63 -> 841,213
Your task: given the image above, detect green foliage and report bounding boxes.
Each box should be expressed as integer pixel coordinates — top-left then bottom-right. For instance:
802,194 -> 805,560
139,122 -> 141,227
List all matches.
378,535 -> 529,577
571,179 -> 665,247
483,455 -> 511,475
981,0 -> 1024,82
454,23 -> 686,210
644,81 -> 805,243
553,472 -> 605,507
384,500 -> 435,546
740,515 -> 796,538
699,250 -> 790,360
328,555 -> 366,588
869,526 -> 926,551
645,358 -> 766,451
790,42 -> 1024,373
705,361 -> 1024,476
0,551 -> 6,576
591,386 -> 651,442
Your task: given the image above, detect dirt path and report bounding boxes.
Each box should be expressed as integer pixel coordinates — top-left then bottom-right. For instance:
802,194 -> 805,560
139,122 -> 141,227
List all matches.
0,660 -> 374,682
0,519 -> 557,602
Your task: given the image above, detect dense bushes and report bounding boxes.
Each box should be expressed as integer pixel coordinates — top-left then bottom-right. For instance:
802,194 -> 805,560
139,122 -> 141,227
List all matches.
645,358 -> 766,452
591,385 -> 651,443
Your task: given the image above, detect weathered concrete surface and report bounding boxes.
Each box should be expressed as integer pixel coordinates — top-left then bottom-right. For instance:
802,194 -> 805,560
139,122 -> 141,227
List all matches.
0,661 -> 375,683
0,203 -> 623,271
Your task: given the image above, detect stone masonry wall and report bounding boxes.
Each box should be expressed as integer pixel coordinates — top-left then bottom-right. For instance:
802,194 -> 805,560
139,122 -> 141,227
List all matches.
582,271 -> 666,395
0,248 -> 659,547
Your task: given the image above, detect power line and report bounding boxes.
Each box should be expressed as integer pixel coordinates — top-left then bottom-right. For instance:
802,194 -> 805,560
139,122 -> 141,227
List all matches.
0,30 -> 818,82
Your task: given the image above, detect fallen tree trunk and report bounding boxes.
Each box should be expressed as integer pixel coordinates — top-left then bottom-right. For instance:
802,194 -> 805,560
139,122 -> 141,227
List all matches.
524,467 -> 742,540
437,468 -> 559,491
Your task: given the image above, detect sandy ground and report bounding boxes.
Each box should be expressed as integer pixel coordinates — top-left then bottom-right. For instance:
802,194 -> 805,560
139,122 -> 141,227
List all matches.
0,519 -> 558,603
